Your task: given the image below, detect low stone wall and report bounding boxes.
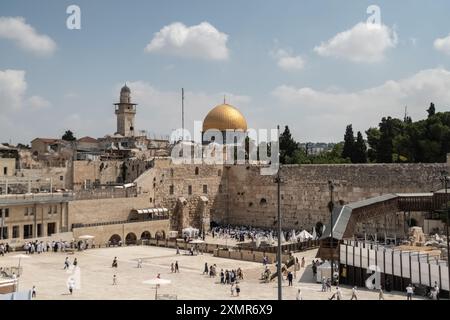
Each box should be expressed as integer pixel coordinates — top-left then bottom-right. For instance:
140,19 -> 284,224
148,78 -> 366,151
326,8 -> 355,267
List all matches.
214,249 -> 291,264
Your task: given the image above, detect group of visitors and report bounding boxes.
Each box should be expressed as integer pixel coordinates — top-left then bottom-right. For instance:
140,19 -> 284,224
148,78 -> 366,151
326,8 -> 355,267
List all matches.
170,261 -> 180,273
203,262 -> 219,277
21,239 -> 91,254
219,267 -> 243,285
0,243 -> 11,256
63,257 -> 78,269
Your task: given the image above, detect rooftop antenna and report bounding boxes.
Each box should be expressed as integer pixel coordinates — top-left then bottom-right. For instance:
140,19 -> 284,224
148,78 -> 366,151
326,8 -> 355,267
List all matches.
182,88 -> 185,142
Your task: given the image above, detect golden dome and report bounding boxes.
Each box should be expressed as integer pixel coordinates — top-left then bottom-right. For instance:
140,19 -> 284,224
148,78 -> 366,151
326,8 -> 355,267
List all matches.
203,103 -> 248,132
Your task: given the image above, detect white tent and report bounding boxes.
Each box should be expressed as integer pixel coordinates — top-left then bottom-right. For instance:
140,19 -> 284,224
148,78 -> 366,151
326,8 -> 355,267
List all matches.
312,228 -> 317,240
255,236 -> 261,248
298,230 -> 314,242
290,230 -> 298,243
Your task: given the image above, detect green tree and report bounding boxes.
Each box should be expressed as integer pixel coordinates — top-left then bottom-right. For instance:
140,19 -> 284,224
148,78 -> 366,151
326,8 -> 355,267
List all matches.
62,130 -> 76,141
341,125 -> 355,161
353,131 -> 367,163
366,127 -> 380,162
427,103 -> 436,118
279,126 -> 300,164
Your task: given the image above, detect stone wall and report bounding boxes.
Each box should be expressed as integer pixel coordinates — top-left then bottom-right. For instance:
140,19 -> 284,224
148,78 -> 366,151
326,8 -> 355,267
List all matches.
226,163 -> 447,230
72,220 -> 169,245
135,160 -> 448,233
135,159 -> 227,231
68,196 -> 152,226
18,166 -> 70,190
0,158 -> 15,177
71,160 -> 124,190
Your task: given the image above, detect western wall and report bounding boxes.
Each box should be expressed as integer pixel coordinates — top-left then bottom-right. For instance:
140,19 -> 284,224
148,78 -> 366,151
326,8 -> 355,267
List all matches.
134,159 -> 449,232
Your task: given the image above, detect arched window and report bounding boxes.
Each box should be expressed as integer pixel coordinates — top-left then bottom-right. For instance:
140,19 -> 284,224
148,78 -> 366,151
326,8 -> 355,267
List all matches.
260,198 -> 267,206
195,167 -> 199,175
218,169 -> 222,176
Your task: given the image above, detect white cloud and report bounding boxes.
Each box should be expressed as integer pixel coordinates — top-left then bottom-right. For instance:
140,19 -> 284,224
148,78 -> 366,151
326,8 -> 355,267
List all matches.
271,68 -> 450,141
27,95 -> 51,109
145,22 -> 229,61
0,69 -> 27,111
314,22 -> 398,63
271,49 -> 305,72
434,34 -> 450,55
0,16 -> 56,56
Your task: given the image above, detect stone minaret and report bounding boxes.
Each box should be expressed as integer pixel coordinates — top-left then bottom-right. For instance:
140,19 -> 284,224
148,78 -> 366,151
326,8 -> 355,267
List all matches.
114,84 -> 137,137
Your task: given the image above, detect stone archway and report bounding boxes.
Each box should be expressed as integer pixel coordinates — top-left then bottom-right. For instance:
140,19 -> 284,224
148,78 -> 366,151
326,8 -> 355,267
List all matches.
109,234 -> 121,246
125,232 -> 137,245
155,230 -> 166,240
140,231 -> 151,240
316,222 -> 324,238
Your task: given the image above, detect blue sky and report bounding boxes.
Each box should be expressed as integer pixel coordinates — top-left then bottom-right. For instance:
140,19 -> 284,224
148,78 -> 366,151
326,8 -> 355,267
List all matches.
2,0 -> 450,144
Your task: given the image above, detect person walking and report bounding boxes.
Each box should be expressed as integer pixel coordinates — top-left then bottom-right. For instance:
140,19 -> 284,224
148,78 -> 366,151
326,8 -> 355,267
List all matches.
350,286 -> 358,300
329,286 -> 342,300
112,257 -> 118,268
68,278 -> 75,295
406,284 -> 414,300
296,289 -> 303,300
175,261 -> 179,273
171,262 -> 175,273
321,277 -> 327,292
230,283 -> 235,297
220,270 -> 225,284
312,261 -> 317,280
64,257 -> 70,270
176,246 -> 180,255
73,258 -> 78,267
287,271 -> 293,286
235,284 -> 240,297
301,257 -> 305,268
379,286 -> 385,300
137,259 -> 143,268
113,274 -> 117,285
32,286 -> 36,298
433,282 -> 440,300
203,263 -> 208,275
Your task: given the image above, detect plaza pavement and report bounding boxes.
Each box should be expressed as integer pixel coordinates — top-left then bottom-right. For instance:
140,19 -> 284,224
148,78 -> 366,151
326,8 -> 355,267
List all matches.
0,245 -> 425,300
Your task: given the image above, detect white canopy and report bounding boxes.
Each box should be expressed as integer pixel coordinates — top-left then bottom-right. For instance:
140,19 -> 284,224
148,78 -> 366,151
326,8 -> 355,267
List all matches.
143,278 -> 171,286
136,208 -> 169,215
298,230 -> 314,241
78,235 -> 95,240
189,239 -> 205,244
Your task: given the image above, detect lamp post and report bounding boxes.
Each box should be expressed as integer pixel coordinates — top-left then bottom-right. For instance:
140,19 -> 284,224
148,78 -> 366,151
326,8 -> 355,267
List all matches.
328,180 -> 335,284
274,125 -> 283,300
440,171 -> 450,298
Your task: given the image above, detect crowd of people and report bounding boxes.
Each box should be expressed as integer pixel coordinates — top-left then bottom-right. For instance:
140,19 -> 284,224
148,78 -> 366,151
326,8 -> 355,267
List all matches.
210,225 -> 312,244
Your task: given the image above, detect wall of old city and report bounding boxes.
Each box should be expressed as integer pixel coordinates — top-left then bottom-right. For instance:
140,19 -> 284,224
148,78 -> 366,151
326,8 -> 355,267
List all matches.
71,160 -> 124,190
135,159 -> 227,231
68,196 -> 152,226
225,163 -> 448,230
135,161 -> 448,232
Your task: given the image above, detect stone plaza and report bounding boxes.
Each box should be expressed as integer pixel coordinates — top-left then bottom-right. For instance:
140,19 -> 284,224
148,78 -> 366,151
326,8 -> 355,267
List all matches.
0,244 -> 425,300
